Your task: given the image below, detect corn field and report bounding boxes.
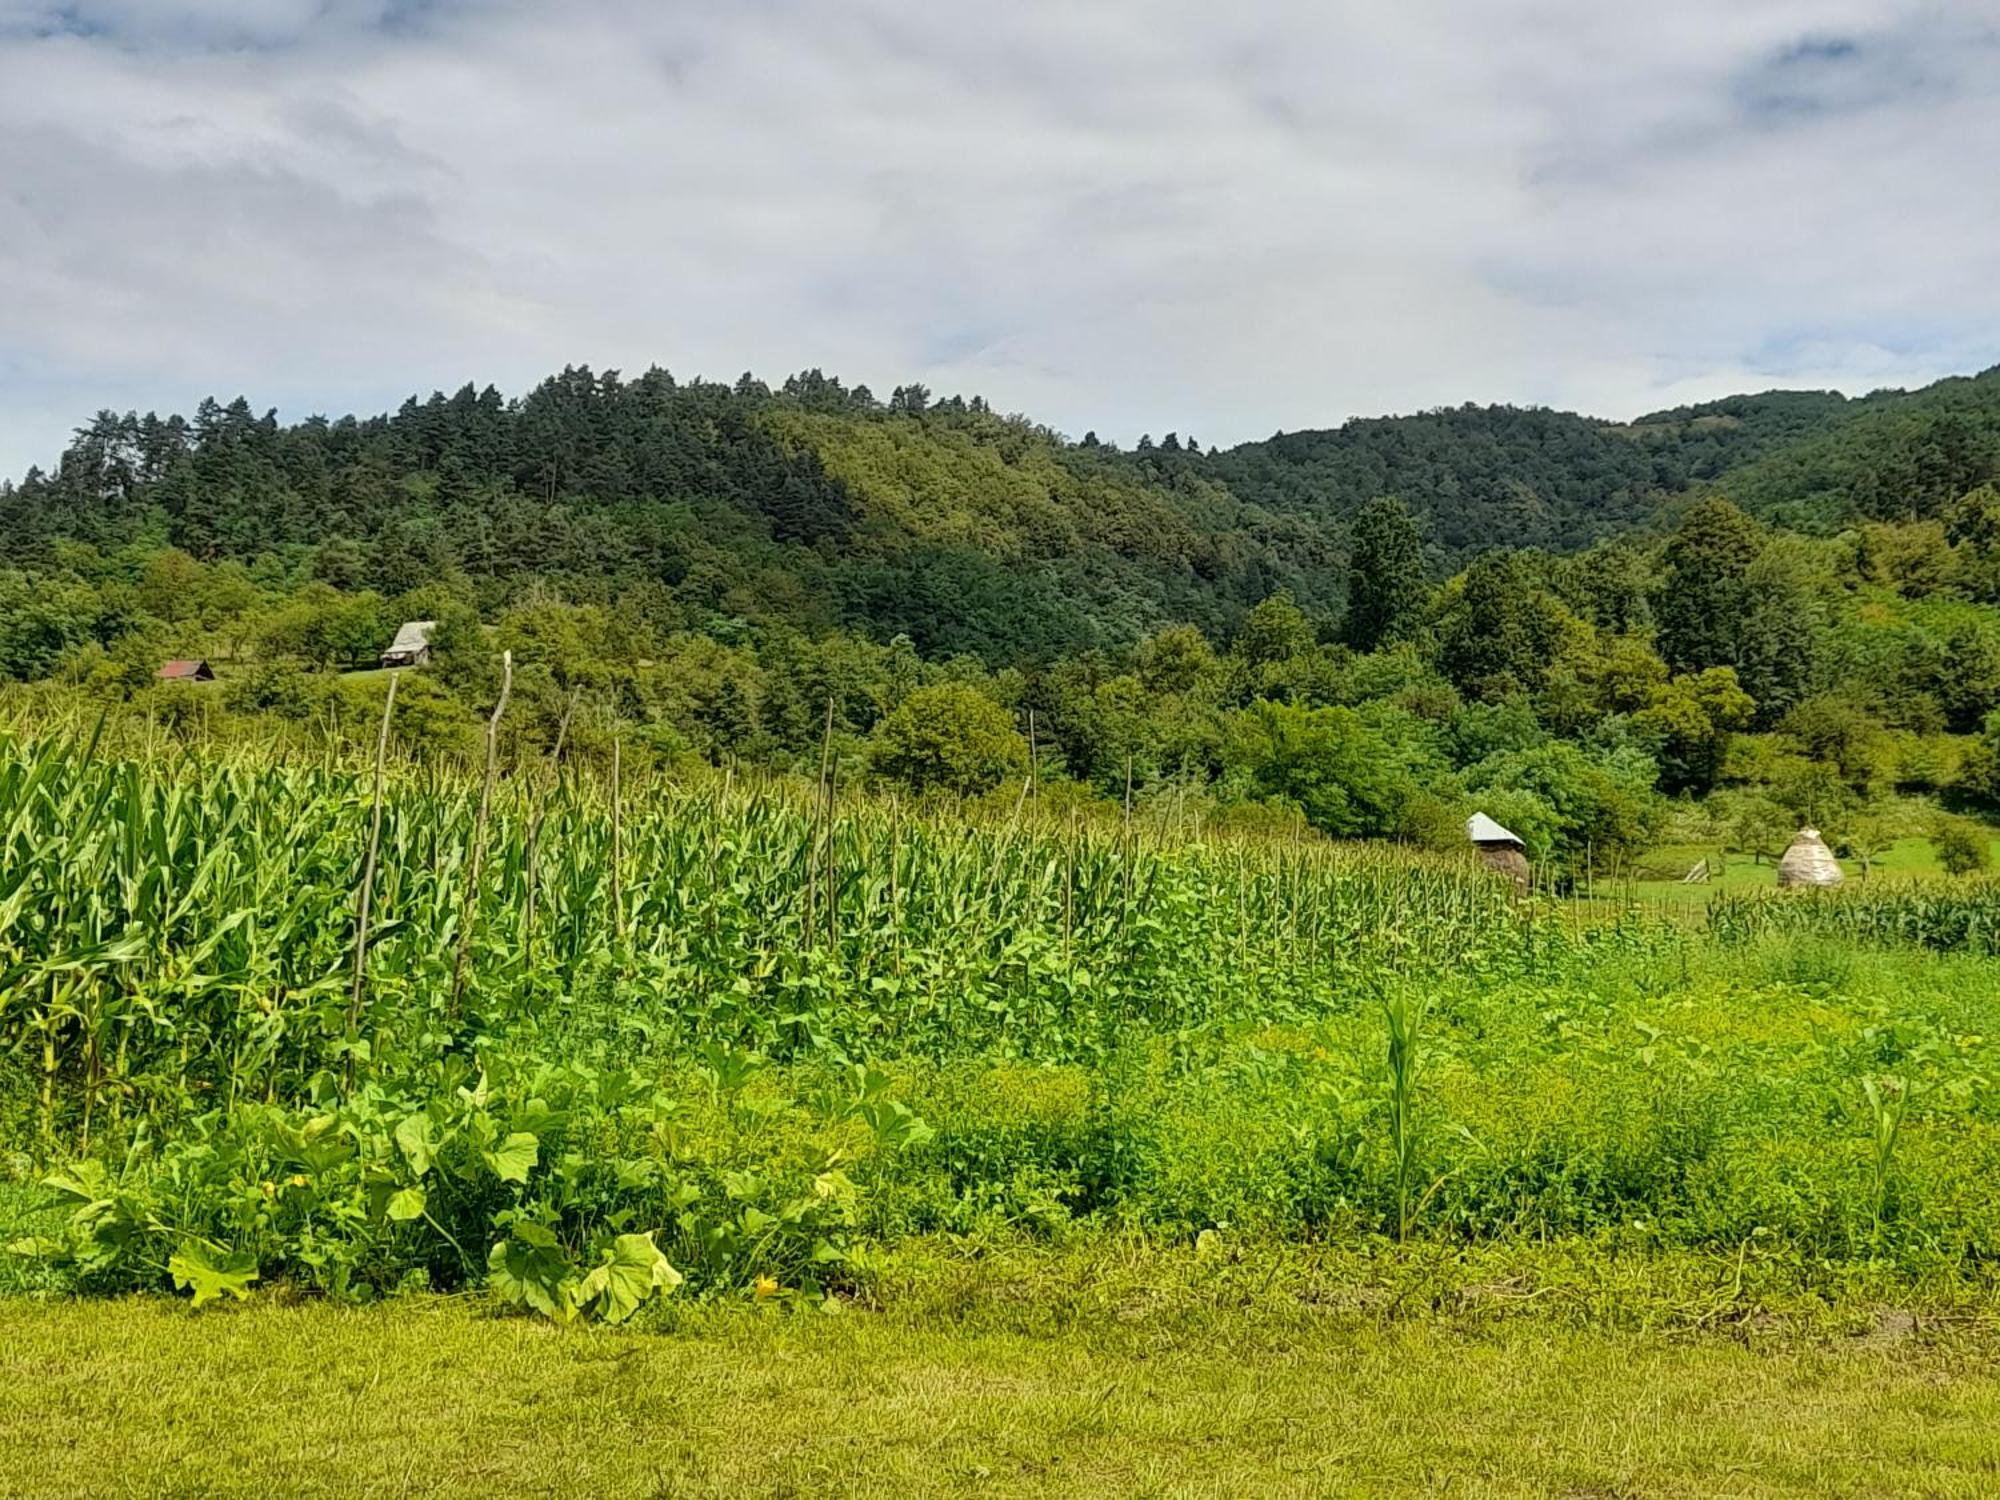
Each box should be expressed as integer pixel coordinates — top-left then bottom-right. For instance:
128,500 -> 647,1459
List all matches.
0,729 -> 1551,1148
1708,882 -> 2000,954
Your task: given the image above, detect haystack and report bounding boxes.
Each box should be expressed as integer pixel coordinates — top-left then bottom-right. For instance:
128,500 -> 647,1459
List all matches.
1776,827 -> 1843,889
1467,811 -> 1530,889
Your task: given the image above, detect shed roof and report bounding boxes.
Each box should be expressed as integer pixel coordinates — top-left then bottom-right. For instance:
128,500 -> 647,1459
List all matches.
385,620 -> 436,653
1466,812 -> 1524,847
157,659 -> 212,680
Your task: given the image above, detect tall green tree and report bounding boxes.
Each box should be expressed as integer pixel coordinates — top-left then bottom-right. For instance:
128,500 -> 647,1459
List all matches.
1655,498 -> 1823,722
1342,496 -> 1429,651
1433,553 -> 1569,703
869,682 -> 1027,797
1654,498 -> 1763,676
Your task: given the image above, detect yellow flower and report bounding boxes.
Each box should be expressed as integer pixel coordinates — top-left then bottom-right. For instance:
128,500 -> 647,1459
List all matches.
260,1181 -> 276,1199
753,1275 -> 779,1300
288,1174 -> 309,1188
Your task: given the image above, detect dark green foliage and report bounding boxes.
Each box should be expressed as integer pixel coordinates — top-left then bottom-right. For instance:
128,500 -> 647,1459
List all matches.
1342,497 -> 1429,651
13,362 -> 2000,843
1722,366 -> 2000,525
1654,499 -> 1823,722
1433,553 -> 1571,703
1654,498 -> 1765,676
1211,405 -> 1677,563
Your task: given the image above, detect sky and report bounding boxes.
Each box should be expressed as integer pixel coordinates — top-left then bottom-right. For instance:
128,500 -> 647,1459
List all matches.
2,0 -> 1998,477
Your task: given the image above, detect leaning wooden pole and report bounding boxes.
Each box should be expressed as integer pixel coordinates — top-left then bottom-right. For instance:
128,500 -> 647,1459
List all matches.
451,651 -> 512,1015
347,670 -> 399,1076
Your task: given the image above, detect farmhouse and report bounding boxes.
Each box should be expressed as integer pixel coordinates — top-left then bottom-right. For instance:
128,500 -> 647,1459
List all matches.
1777,827 -> 1844,889
156,659 -> 215,682
1467,811 -> 1529,888
380,620 -> 436,669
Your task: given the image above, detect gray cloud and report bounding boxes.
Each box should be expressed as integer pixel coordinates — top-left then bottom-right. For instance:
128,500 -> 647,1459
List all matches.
1,0 -> 1997,476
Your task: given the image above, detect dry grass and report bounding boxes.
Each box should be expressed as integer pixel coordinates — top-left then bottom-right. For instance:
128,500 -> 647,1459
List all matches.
5,1296 -> 2000,1497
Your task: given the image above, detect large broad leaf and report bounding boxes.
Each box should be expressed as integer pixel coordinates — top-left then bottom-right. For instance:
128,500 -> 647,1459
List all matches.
168,1242 -> 259,1308
576,1232 -> 682,1324
487,1224 -> 574,1321
394,1114 -> 436,1178
385,1186 -> 427,1222
482,1131 -> 539,1185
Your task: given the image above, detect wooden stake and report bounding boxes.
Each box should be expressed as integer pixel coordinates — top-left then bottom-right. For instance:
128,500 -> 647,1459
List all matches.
1027,709 -> 1039,813
611,735 -> 625,944
451,651 -> 512,1014
522,688 -> 577,974
347,670 -> 399,1074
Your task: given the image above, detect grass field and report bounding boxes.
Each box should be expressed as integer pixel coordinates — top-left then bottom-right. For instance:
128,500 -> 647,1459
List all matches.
6,1292 -> 2000,1498
1624,835 -> 2000,907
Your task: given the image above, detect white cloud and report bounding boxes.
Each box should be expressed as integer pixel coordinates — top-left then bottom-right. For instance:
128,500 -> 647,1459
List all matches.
0,1 -> 1996,476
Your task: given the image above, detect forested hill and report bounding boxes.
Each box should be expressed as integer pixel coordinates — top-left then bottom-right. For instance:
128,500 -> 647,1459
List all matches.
4,361 -> 2000,660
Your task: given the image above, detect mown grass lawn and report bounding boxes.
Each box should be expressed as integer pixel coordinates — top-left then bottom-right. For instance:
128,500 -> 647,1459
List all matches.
4,1295 -> 1999,1498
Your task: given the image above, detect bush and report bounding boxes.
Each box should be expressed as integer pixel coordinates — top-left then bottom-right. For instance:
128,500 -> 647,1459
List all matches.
1934,818 -> 1992,876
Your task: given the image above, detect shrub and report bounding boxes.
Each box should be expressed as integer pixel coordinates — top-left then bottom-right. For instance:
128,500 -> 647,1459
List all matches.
1934,818 -> 1991,877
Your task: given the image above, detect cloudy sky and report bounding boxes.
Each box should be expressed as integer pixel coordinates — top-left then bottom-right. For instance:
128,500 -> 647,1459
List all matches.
2,1 -> 1997,476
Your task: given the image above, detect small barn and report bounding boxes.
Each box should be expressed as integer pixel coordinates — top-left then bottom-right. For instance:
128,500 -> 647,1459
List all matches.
380,621 -> 436,669
1467,811 -> 1530,888
1777,827 -> 1844,889
157,659 -> 216,682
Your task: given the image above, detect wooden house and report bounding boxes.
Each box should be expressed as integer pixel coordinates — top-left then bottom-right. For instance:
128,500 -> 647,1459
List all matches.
380,621 -> 436,669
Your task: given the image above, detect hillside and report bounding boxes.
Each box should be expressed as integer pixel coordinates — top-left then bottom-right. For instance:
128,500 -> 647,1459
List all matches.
0,371 -> 1334,660
6,363 -> 2000,663
1712,365 -> 2000,527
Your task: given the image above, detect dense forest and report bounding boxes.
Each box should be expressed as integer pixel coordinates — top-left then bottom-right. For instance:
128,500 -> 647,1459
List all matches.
6,360 -> 2000,878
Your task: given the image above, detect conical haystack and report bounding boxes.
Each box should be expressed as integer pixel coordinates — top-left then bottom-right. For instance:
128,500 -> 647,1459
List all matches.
1777,827 -> 1843,889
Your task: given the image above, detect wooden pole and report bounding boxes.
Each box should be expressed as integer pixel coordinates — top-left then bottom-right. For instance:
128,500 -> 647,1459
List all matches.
451,651 -> 512,1014
522,688 -> 577,974
611,736 -> 625,945
347,670 -> 399,1076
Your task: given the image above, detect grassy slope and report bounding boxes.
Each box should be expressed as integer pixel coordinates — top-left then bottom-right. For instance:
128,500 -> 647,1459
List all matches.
4,1295 -> 1998,1498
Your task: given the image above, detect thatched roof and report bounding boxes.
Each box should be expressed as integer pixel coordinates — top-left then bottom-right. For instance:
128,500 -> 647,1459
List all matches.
1777,827 -> 1844,889
385,621 -> 435,654
1466,812 -> 1524,849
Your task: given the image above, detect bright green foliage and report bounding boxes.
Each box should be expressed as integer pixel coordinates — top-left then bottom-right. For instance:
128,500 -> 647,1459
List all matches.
1221,700 -> 1415,837
167,1242 -> 260,1307
576,1232 -> 683,1324
1463,741 -> 1661,869
869,682 -> 1028,797
1934,818 -> 1990,876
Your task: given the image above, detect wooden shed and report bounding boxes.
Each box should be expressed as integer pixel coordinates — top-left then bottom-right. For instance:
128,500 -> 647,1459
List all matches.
157,658 -> 216,682
1777,827 -> 1844,889
380,621 -> 436,669
1467,811 -> 1530,888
